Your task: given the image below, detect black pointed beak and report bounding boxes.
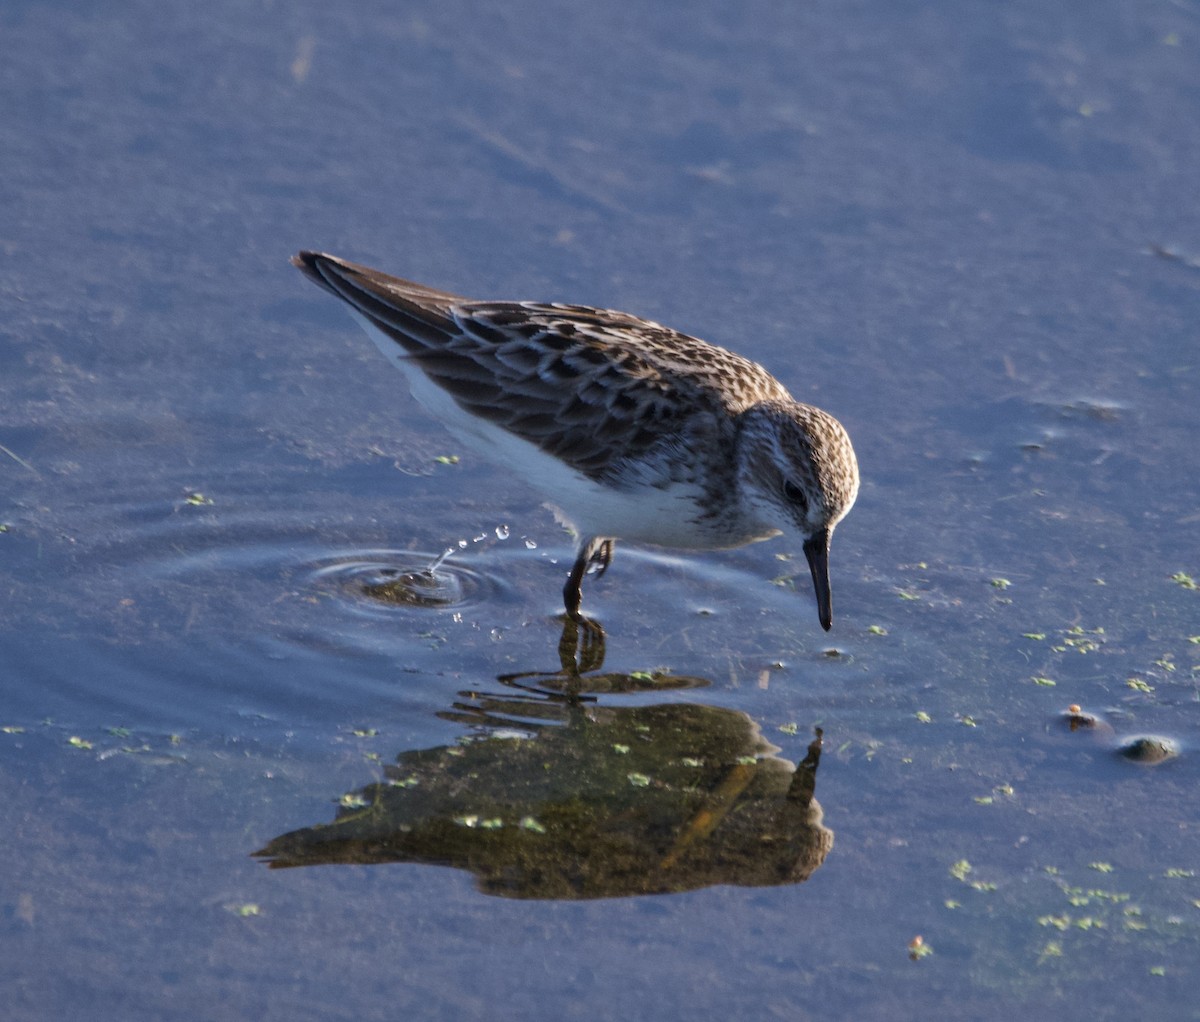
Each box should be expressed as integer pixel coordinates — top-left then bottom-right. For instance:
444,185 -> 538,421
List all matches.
803,529 -> 833,631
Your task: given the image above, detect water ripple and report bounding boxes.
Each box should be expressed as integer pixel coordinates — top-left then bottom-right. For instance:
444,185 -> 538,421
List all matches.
307,550 -> 501,616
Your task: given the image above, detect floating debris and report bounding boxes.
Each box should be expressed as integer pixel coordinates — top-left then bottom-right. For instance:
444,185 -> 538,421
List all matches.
1149,243 -> 1200,269
1115,735 -> 1180,765
908,935 -> 933,961
1058,705 -> 1111,734
1057,398 -> 1124,422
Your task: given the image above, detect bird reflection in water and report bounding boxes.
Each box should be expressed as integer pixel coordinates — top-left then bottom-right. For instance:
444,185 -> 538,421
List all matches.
255,617 -> 832,899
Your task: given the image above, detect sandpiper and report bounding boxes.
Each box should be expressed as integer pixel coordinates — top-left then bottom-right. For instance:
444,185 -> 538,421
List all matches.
293,252 -> 859,629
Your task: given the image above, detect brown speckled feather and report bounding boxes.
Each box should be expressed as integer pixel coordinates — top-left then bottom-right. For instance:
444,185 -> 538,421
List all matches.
293,252 -> 793,484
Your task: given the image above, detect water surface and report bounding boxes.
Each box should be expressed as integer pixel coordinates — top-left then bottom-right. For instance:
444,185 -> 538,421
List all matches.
2,1 -> 1199,1018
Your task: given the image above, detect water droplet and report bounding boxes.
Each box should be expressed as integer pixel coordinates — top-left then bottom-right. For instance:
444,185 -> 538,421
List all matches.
495,525 -> 510,540
524,538 -> 538,549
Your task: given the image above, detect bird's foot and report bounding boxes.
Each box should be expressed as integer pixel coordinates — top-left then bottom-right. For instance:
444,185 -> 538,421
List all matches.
587,538 -> 614,578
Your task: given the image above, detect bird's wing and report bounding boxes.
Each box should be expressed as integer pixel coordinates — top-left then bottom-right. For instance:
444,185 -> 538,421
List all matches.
293,252 -> 789,483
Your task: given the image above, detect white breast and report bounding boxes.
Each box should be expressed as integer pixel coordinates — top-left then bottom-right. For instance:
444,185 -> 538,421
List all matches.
351,312 -> 778,550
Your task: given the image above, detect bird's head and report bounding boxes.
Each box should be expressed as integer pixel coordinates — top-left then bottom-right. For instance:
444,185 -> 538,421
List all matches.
737,401 -> 859,630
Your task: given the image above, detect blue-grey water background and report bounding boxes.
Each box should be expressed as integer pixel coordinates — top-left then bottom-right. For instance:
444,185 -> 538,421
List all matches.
3,1 -> 1199,1019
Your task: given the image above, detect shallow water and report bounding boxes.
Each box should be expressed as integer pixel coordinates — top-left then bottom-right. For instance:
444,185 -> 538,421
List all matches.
3,1 -> 1200,1018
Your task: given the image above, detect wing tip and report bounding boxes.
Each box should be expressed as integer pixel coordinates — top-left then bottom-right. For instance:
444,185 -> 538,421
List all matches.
291,250 -> 348,295
291,251 -> 471,310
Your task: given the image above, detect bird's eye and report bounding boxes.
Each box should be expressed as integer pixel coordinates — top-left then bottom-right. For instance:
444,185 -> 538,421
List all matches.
783,480 -> 808,512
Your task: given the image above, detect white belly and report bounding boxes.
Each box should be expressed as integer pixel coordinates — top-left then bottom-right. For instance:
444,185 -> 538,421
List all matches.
351,312 -> 775,549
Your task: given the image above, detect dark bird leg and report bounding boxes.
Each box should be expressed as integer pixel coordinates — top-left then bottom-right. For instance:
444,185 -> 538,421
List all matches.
563,536 -> 615,619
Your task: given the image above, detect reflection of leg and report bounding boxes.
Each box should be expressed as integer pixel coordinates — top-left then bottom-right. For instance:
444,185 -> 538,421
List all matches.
490,614 -> 605,704
562,536 -> 615,619
557,609 -> 606,675
576,614 -> 606,673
